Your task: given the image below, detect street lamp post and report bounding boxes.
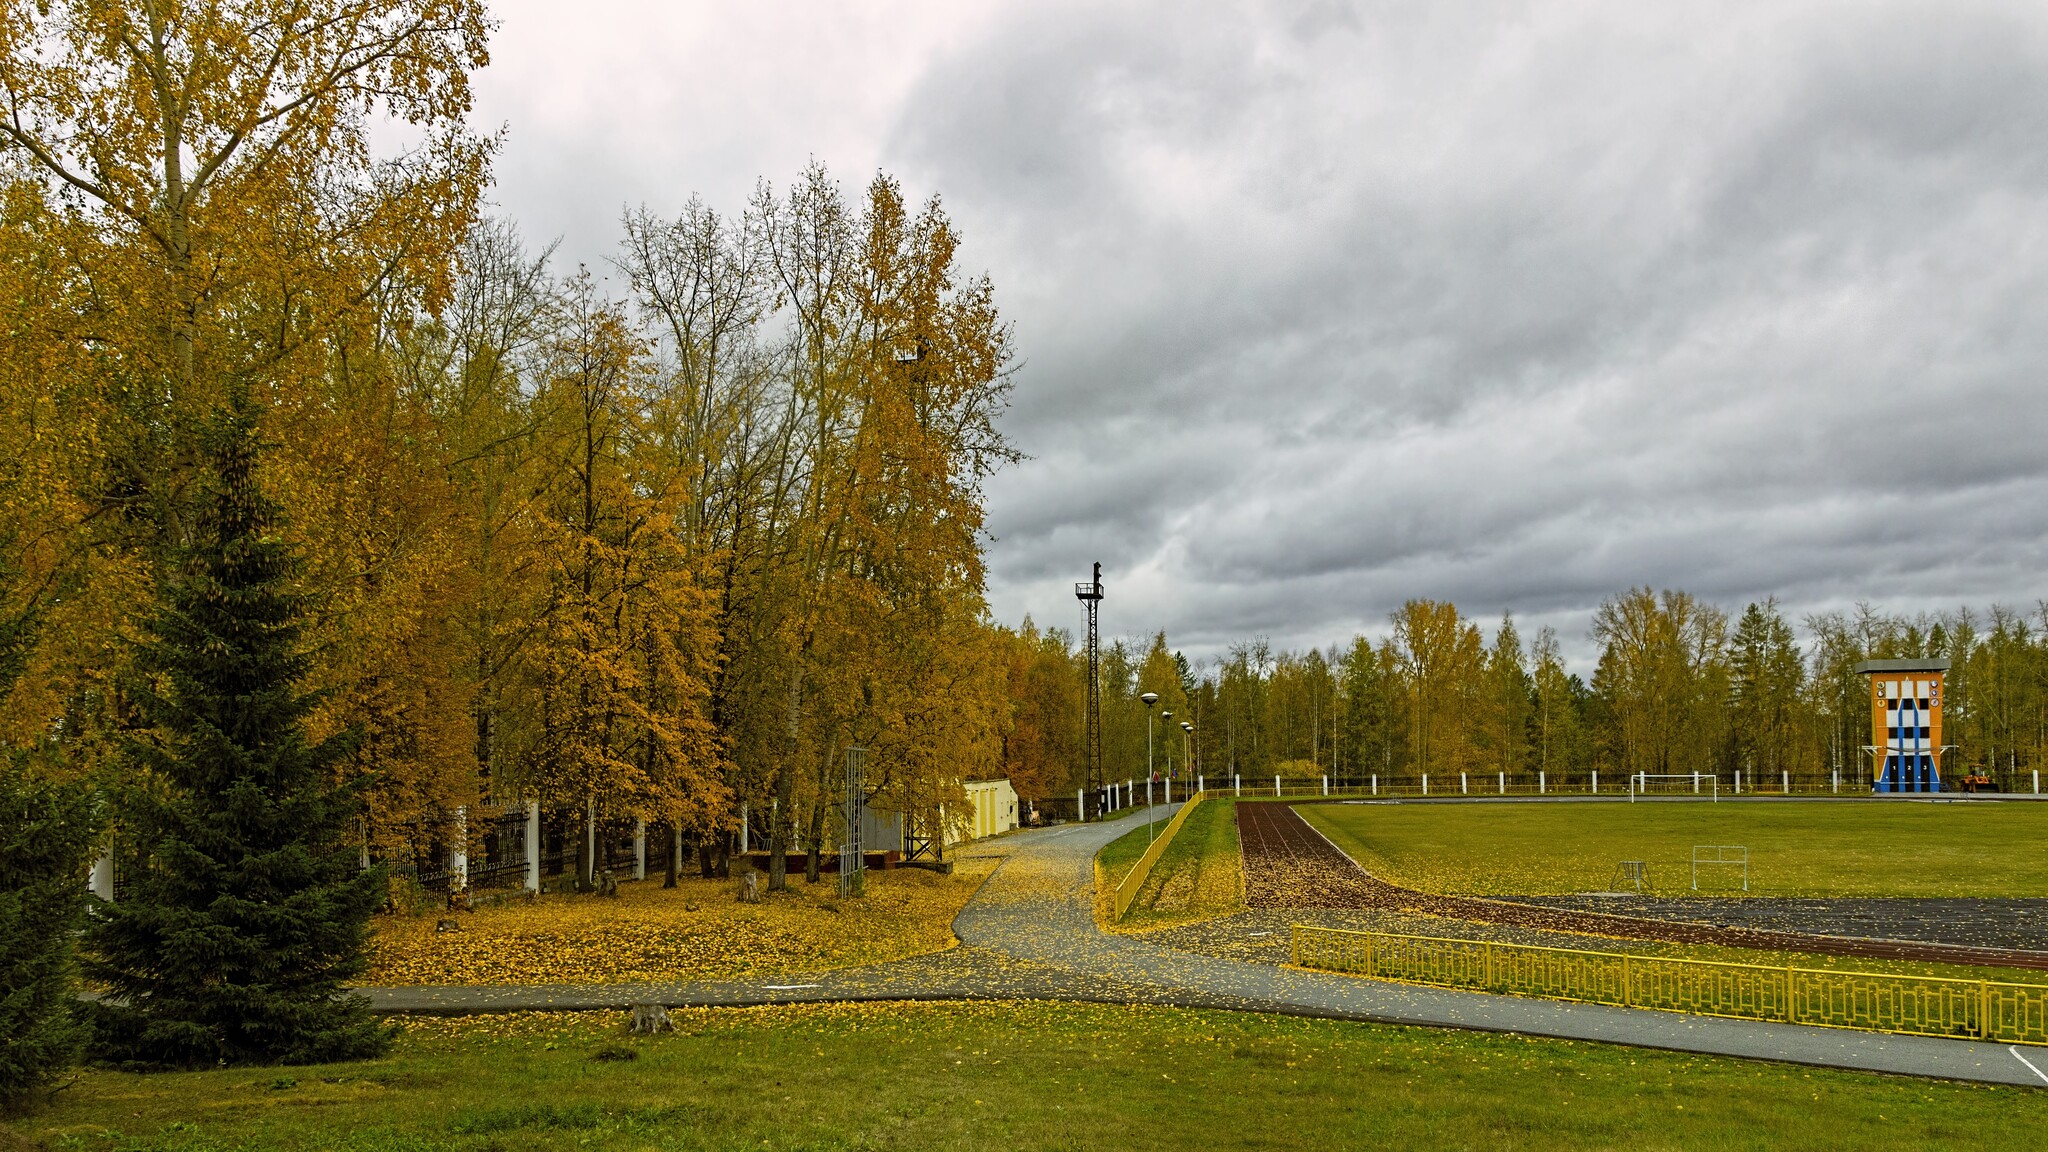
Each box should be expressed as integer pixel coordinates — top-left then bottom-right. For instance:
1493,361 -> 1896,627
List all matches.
1160,711 -> 1173,804
1181,721 -> 1195,795
1141,692 -> 1159,843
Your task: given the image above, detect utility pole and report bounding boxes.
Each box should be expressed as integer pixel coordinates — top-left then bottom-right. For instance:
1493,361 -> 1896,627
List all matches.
1075,562 -> 1104,819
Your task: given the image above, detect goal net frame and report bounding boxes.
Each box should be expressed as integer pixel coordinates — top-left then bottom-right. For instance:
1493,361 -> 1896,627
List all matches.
1628,772 -> 1719,802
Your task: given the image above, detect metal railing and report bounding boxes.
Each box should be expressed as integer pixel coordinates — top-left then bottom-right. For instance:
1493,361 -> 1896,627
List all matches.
1110,790 -> 1221,921
1291,925 -> 2048,1046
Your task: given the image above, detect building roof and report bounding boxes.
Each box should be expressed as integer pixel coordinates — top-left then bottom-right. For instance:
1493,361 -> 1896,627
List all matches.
1852,658 -> 1951,674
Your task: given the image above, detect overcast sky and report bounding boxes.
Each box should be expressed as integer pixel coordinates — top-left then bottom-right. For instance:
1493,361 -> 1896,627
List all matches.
476,0 -> 2048,670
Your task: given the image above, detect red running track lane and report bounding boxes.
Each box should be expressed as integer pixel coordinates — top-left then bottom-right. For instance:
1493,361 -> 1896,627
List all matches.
1235,800 -> 2048,971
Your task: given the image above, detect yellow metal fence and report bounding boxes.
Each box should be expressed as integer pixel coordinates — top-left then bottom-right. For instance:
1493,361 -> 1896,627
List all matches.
1292,925 -> 2048,1047
1110,791 -> 1218,921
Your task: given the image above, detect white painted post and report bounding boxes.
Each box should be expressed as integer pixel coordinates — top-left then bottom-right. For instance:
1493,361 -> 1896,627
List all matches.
1498,771 -> 1505,795
1078,788 -> 1085,819
525,800 -> 541,892
1166,779 -> 1173,805
1322,775 -> 1328,796
633,818 -> 646,881
1832,769 -> 1838,794
2034,770 -> 2040,794
740,802 -> 750,854
1460,772 -> 1468,795
451,805 -> 469,892
1591,769 -> 1598,794
1782,770 -> 1789,795
1371,773 -> 1378,796
1274,775 -> 1281,796
1692,772 -> 1700,794
1199,774 -> 1205,794
89,839 -> 115,901
1423,774 -> 1429,796
1736,770 -> 1743,794
1539,771 -> 1546,795
1147,778 -> 1154,807
1234,774 -> 1240,796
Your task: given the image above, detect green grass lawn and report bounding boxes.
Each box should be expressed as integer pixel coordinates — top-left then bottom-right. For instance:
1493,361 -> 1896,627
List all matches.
9,1002 -> 2043,1151
1299,798 -> 2048,898
1098,797 -> 1242,929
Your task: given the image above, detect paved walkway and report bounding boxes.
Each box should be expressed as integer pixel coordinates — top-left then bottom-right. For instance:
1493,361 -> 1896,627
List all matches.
359,811 -> 2048,1089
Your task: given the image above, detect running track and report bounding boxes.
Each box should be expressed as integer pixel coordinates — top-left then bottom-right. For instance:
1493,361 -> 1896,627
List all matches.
1236,800 -> 2048,970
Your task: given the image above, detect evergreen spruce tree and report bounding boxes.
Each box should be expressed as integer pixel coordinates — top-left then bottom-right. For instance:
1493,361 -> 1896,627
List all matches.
0,760 -> 96,1113
84,394 -> 389,1068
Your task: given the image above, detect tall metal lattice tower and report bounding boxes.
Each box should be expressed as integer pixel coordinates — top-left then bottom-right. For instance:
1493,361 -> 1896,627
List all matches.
840,746 -> 867,898
1075,562 -> 1103,817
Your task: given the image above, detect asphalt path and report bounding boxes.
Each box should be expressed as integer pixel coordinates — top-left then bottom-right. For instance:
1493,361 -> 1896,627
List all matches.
359,809 -> 2048,1088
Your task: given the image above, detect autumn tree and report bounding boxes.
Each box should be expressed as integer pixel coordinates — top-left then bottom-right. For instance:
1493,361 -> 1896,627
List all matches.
1592,588 -> 1728,780
1391,600 -> 1484,778
1478,613 -> 1531,779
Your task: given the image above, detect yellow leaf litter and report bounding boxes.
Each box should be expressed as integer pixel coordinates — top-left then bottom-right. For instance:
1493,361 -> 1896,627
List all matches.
364,861 -> 997,986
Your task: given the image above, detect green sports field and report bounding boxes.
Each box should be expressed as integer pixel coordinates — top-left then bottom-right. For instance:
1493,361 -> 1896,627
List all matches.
1298,799 -> 2048,898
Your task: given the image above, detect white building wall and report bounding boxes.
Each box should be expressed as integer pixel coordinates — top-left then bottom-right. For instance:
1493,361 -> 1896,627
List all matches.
951,778 -> 1019,845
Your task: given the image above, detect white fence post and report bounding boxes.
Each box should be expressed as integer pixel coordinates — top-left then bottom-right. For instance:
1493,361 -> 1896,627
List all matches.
1371,773 -> 1378,796
1539,771 -> 1546,795
1460,772 -> 1467,795
1498,771 -> 1504,795
1077,788 -> 1085,820
1199,774 -> 1205,794
89,838 -> 115,901
633,818 -> 646,881
2034,770 -> 2040,794
1782,770 -> 1789,794
1234,774 -> 1241,796
451,805 -> 468,892
1274,775 -> 1281,797
1166,779 -> 1172,805
1591,769 -> 1599,794
1423,774 -> 1429,796
1321,775 -> 1328,796
1832,769 -> 1838,793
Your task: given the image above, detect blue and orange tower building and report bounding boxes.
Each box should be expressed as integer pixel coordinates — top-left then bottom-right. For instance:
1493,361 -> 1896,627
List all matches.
1855,658 -> 1949,793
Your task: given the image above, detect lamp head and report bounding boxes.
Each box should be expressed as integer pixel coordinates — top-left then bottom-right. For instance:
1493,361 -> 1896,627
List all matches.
1181,721 -> 1193,732
1140,692 -> 1158,707
1160,710 -> 1172,721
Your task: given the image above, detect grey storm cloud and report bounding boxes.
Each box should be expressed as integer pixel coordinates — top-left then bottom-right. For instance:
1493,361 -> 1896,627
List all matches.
475,0 -> 2048,669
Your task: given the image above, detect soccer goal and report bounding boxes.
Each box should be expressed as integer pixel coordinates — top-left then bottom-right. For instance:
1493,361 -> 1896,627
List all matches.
1628,772 -> 1719,802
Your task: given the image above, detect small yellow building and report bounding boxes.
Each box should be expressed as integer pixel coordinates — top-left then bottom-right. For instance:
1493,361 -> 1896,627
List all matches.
957,778 -> 1019,842
1855,658 -> 1949,793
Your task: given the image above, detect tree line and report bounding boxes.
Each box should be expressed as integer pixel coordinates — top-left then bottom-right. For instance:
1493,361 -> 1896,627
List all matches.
999,593 -> 2048,796
0,0 -> 1014,1086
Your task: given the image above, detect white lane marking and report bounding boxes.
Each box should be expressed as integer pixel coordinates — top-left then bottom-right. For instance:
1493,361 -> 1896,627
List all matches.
764,984 -> 822,991
2013,1046 -> 2048,1085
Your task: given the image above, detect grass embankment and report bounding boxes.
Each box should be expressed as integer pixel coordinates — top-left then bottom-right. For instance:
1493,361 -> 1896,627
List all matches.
12,1002 -> 2045,1151
1097,798 -> 1241,930
366,861 -> 996,986
1301,799 -> 2048,898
